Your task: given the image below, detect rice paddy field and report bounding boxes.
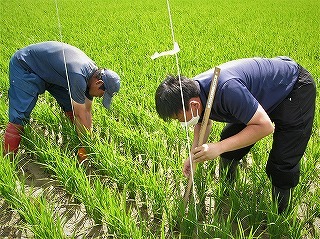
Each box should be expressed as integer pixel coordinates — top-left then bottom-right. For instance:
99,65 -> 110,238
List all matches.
0,0 -> 319,238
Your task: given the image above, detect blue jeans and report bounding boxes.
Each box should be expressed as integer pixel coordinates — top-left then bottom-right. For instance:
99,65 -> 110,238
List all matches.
8,57 -> 72,125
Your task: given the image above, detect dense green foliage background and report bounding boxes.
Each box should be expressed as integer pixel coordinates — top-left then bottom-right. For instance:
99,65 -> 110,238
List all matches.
0,0 -> 319,238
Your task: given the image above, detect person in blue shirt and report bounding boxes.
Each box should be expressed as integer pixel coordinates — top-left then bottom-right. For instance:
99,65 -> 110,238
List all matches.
3,41 -> 120,161
155,56 -> 316,213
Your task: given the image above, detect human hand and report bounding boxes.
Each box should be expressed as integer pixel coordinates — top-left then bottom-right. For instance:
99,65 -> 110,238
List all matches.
183,157 -> 194,178
192,143 -> 221,163
77,147 -> 87,163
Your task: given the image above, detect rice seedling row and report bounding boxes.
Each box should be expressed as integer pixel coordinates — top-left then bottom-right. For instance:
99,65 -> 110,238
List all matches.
21,120 -> 147,238
0,152 -> 65,238
1,0 -> 319,238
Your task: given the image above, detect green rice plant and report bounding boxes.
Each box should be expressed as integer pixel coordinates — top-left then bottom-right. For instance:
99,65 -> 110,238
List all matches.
0,151 -> 66,239
22,125 -> 150,238
87,132 -> 185,233
1,0 -> 319,237
313,188 -> 320,217
267,208 -> 312,238
235,218 -> 259,239
0,94 -> 8,127
93,181 -> 148,238
202,208 -> 236,239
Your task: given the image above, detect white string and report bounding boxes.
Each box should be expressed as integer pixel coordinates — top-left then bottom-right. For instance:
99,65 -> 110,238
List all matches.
165,0 -> 199,232
55,0 -> 198,232
54,0 -> 75,118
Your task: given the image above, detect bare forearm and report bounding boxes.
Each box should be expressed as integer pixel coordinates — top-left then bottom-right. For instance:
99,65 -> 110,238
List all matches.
219,104 -> 274,154
74,112 -> 92,138
71,100 -> 93,141
192,104 -> 274,163
192,124 -> 201,149
203,120 -> 213,143
192,120 -> 213,149
85,111 -> 92,131
217,123 -> 273,155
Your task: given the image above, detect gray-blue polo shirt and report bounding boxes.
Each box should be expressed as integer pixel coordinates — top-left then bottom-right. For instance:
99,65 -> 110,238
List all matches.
10,41 -> 97,104
8,41 -> 98,124
194,56 -> 299,124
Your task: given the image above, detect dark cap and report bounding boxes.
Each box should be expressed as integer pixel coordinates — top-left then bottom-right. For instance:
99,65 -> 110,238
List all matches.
100,69 -> 120,109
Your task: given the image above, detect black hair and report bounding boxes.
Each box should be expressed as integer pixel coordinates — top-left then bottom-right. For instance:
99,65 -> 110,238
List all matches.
155,75 -> 200,121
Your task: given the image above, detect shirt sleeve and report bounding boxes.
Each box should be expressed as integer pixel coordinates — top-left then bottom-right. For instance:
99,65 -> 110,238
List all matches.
220,79 -> 259,124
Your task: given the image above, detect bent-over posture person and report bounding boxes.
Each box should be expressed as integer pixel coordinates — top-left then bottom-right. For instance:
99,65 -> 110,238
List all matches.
3,41 -> 120,161
155,56 -> 316,213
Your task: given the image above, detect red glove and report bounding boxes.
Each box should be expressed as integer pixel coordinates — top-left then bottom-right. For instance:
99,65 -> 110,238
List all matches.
77,147 -> 87,163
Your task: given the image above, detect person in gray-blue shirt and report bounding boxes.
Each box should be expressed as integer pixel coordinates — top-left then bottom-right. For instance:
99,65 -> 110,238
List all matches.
155,56 -> 316,213
3,41 -> 120,162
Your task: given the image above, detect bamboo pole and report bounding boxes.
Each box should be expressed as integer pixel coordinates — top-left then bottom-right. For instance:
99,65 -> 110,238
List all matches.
183,67 -> 221,208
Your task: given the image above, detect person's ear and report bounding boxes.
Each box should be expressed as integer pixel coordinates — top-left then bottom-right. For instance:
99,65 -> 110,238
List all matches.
189,100 -> 200,110
96,79 -> 104,85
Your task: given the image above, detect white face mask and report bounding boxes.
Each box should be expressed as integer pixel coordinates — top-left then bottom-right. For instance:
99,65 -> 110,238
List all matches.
180,107 -> 200,127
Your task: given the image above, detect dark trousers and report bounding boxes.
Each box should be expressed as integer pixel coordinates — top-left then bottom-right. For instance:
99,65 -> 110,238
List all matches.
220,65 -> 316,189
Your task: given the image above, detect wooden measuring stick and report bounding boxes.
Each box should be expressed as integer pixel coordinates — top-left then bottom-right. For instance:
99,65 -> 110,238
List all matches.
183,67 -> 221,207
